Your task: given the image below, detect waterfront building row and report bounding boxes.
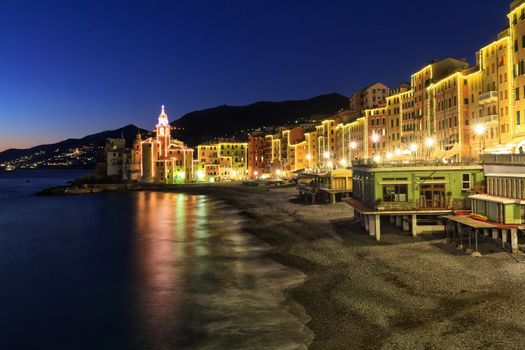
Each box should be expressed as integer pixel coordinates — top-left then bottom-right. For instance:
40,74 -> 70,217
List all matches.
106,106 -> 247,184
245,1 -> 525,180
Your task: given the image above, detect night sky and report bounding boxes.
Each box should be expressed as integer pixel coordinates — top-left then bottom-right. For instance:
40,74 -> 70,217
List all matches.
0,0 -> 509,151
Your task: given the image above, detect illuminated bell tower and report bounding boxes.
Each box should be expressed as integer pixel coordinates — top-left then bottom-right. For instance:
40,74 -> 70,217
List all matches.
156,105 -> 171,157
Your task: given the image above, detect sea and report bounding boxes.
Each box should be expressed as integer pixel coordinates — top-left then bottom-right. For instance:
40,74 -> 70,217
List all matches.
0,170 -> 312,349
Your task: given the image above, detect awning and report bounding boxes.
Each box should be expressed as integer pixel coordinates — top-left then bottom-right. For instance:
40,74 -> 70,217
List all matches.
483,136 -> 525,154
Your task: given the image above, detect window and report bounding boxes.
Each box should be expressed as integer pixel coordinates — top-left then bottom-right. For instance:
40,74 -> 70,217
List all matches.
518,111 -> 522,126
517,87 -> 521,101
462,173 -> 472,190
382,184 -> 408,202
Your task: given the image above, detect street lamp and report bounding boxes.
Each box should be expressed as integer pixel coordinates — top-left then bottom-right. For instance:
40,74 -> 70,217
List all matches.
410,143 -> 418,162
339,158 -> 347,167
323,151 -> 331,170
306,153 -> 311,170
386,152 -> 393,160
425,137 -> 434,160
349,141 -> 357,163
373,154 -> 381,163
395,148 -> 402,157
327,161 -> 333,169
474,124 -> 486,156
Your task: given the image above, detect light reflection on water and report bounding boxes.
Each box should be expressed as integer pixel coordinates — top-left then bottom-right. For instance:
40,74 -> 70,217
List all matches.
0,171 -> 312,349
130,191 -> 313,349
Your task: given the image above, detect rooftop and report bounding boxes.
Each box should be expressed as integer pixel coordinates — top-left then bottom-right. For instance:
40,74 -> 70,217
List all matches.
480,153 -> 525,166
351,159 -> 482,171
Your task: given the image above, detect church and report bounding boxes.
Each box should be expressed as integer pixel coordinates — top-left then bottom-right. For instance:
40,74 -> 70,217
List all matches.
130,106 -> 194,184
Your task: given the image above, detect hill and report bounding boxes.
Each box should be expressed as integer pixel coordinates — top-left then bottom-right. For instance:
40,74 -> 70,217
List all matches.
0,124 -> 149,169
171,93 -> 349,145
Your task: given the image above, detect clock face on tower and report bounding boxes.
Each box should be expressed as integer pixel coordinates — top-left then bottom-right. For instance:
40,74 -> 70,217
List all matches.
159,128 -> 164,136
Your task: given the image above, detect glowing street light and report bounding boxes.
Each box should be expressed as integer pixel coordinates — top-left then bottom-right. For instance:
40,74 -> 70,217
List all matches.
474,124 -> 486,155
395,148 -> 402,156
323,151 -> 331,159
327,161 -> 334,168
350,141 -> 357,150
254,170 -> 258,177
231,170 -> 237,177
306,153 -> 312,160
410,143 -> 418,152
371,133 -> 380,143
425,137 -> 434,159
196,170 -> 205,180
474,123 -> 486,136
373,155 -> 381,163
339,158 -> 347,167
386,152 -> 393,160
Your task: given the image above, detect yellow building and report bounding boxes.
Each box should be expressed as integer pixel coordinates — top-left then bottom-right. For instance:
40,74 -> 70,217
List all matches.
196,140 -> 247,182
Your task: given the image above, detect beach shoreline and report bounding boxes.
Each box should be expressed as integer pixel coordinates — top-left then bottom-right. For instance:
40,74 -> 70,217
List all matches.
163,183 -> 525,349
39,182 -> 525,348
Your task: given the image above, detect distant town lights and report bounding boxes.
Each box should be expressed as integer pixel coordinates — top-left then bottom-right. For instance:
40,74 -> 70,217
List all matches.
350,141 -> 357,150
410,143 -> 418,152
395,148 -> 402,156
306,153 -> 312,161
196,170 -> 205,180
373,155 -> 381,163
386,152 -> 393,160
339,159 -> 347,166
327,161 -> 333,168
323,151 -> 331,159
371,133 -> 380,143
425,138 -> 435,148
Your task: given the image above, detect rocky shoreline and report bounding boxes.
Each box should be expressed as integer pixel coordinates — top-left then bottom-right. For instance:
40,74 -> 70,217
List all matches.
38,182 -> 525,349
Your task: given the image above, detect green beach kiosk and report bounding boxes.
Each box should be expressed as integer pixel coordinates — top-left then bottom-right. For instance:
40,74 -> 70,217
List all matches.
346,160 -> 485,241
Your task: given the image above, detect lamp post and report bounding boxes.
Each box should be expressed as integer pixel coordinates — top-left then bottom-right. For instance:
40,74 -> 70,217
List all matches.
306,153 -> 311,170
350,141 -> 357,164
425,137 -> 434,160
410,143 -> 418,162
474,124 -> 486,158
323,151 -> 331,170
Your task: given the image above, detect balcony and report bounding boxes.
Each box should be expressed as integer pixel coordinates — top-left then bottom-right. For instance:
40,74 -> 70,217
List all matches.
477,114 -> 499,124
351,159 -> 480,168
478,91 -> 498,105
480,153 -> 525,165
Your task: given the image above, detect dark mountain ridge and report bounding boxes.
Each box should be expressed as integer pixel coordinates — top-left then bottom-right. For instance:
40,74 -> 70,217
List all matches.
1,93 -> 349,167
0,124 -> 149,167
171,93 -> 349,145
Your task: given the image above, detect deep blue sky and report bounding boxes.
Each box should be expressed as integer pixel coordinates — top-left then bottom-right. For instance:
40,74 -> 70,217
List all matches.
0,0 -> 509,150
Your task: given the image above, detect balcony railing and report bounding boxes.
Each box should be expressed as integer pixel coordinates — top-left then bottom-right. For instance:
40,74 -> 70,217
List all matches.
477,114 -> 499,124
480,153 -> 525,165
479,91 -> 498,105
351,159 -> 480,168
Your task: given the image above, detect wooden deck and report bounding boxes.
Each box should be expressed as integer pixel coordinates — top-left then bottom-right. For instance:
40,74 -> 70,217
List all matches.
440,215 -> 497,229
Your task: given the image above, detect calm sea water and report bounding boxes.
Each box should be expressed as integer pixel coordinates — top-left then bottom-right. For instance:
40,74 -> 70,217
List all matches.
0,170 -> 311,349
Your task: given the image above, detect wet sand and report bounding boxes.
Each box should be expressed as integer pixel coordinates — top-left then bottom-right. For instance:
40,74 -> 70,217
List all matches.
163,183 -> 525,349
